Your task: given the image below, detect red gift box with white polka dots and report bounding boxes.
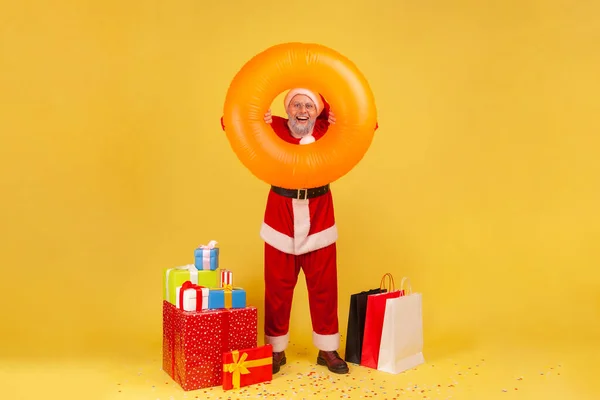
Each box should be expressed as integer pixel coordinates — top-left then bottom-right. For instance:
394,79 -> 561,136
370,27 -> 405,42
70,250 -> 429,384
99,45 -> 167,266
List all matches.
162,300 -> 258,391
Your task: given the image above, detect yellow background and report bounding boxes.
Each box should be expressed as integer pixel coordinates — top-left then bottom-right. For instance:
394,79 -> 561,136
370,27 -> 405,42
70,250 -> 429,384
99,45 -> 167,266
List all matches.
1,0 -> 599,398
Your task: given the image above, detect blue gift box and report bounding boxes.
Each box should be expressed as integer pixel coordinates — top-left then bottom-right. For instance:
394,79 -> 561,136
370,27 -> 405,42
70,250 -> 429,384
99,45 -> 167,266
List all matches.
194,243 -> 219,271
207,287 -> 246,309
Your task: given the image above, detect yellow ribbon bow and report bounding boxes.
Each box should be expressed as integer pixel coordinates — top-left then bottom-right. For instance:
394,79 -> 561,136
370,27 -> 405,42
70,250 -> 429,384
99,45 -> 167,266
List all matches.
223,350 -> 272,389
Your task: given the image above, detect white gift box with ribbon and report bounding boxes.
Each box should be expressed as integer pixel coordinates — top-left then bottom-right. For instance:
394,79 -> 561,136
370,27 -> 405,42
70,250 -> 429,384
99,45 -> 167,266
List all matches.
176,284 -> 210,311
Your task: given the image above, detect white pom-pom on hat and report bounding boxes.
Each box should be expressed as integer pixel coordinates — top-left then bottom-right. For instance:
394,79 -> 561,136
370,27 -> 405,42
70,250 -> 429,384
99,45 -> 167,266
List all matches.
299,135 -> 316,145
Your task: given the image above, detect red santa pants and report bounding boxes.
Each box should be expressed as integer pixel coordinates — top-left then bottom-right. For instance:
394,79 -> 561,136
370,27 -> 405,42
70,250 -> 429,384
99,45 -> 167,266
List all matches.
264,241 -> 339,353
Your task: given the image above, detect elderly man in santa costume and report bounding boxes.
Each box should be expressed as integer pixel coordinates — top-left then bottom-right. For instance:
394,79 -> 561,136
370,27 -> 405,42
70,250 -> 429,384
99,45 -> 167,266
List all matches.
260,88 -> 349,375
220,88 -> 377,374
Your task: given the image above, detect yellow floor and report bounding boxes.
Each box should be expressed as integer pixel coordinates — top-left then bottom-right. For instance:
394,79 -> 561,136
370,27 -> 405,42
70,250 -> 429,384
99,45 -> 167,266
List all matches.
3,337 -> 597,400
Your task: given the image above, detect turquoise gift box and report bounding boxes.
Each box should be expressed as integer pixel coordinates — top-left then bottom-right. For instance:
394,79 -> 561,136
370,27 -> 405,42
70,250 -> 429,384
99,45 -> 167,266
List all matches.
194,240 -> 219,271
207,287 -> 246,309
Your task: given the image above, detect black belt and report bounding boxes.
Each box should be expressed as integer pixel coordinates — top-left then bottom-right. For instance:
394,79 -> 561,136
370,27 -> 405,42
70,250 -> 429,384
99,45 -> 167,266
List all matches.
271,184 -> 330,200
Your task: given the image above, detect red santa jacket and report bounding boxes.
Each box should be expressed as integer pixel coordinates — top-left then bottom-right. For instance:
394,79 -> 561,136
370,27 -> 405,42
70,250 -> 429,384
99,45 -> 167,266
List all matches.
259,113 -> 338,255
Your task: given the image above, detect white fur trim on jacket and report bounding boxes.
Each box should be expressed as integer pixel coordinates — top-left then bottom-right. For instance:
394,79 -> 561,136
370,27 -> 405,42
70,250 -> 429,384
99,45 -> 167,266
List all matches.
260,223 -> 338,255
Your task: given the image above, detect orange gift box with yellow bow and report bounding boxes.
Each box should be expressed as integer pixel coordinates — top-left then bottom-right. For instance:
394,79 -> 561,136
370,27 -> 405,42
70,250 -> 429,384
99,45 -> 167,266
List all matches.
222,344 -> 273,390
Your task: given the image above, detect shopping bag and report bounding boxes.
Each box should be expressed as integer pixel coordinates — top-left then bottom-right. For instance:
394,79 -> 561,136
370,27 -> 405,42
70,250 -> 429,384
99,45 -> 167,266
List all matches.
377,277 -> 424,374
344,287 -> 387,364
360,273 -> 404,369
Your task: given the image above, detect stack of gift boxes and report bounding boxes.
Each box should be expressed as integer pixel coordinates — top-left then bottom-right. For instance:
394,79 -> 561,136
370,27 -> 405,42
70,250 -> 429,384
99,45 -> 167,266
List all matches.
162,240 -> 273,391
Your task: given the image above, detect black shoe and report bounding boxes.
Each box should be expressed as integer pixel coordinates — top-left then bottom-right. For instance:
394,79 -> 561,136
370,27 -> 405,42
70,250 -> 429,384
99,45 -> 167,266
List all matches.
317,350 -> 349,374
272,351 -> 287,374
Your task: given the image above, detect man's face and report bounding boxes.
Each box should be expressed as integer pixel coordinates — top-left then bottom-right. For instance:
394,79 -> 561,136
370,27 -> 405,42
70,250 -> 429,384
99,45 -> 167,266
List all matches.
286,94 -> 318,136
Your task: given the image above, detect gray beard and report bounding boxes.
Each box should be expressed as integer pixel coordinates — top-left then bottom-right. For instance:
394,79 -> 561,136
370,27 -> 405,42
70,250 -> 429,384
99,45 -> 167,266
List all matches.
287,114 -> 315,137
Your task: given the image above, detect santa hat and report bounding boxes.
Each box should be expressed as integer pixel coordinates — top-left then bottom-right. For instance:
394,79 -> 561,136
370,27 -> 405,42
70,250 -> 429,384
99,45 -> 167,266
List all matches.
283,88 -> 324,114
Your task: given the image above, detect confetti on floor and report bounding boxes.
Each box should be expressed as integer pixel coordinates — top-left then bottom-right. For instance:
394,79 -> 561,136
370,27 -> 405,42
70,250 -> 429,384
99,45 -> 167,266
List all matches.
2,341 -> 597,400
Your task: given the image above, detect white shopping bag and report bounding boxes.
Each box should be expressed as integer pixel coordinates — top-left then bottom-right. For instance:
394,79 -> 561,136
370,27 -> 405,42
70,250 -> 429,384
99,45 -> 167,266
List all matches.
376,277 -> 425,374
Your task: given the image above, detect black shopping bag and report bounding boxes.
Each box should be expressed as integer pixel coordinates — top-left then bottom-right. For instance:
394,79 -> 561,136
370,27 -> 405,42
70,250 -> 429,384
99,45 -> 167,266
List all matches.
344,287 -> 387,364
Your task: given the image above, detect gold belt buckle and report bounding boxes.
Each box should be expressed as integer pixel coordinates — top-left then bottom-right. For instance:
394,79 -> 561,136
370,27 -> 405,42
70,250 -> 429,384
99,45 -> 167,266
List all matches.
296,189 -> 308,200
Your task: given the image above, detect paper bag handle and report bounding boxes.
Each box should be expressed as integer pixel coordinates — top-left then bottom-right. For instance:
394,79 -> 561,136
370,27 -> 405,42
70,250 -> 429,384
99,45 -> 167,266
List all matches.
400,277 -> 413,294
379,273 -> 395,292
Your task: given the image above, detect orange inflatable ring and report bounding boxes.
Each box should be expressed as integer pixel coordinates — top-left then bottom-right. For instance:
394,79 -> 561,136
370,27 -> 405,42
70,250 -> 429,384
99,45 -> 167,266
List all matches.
222,42 -> 378,189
